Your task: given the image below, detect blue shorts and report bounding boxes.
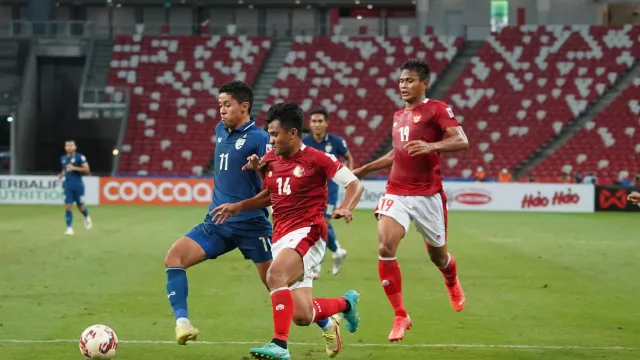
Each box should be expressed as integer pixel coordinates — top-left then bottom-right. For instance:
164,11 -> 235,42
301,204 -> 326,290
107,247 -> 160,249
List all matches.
186,222 -> 272,264
64,187 -> 85,205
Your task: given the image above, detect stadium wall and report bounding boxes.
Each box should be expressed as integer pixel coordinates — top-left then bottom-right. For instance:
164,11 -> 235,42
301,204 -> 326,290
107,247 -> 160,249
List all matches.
0,175 -> 605,213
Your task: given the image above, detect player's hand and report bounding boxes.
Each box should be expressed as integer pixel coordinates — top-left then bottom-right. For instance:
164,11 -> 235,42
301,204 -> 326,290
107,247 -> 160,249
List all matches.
628,192 -> 640,205
404,140 -> 436,156
66,164 -> 75,171
332,208 -> 354,223
210,203 -> 241,224
242,154 -> 265,171
352,167 -> 366,179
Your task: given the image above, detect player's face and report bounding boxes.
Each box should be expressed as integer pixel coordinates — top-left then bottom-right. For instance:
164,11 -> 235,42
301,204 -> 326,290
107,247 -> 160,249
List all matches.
268,120 -> 297,157
309,114 -> 328,137
219,92 -> 248,129
65,141 -> 76,154
399,69 -> 428,104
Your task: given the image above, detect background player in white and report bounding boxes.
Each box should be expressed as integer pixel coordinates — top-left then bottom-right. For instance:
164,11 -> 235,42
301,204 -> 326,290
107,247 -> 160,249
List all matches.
354,58 -> 469,342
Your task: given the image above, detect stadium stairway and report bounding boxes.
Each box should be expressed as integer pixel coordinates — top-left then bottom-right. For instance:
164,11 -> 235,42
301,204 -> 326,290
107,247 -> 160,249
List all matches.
250,39 -> 293,119
85,39 -> 116,90
513,58 -> 640,179
364,40 -> 484,169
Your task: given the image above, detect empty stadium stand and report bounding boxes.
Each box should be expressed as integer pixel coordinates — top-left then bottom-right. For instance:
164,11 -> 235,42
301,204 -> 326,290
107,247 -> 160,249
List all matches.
441,25 -> 640,179
108,35 -> 272,175
533,75 -> 640,184
262,35 -> 464,166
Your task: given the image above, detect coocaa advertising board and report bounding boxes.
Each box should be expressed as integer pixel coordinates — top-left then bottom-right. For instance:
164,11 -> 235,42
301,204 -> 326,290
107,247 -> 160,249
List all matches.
0,176 -> 100,205
339,181 -> 595,213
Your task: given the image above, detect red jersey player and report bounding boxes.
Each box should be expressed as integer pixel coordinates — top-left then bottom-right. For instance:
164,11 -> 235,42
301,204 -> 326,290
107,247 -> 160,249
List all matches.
212,102 -> 364,360
354,58 -> 469,342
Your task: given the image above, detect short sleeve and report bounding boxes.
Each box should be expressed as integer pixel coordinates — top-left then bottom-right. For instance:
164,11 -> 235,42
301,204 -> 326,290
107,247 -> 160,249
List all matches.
79,154 -> 88,165
316,150 -> 343,179
434,102 -> 461,131
255,132 -> 272,158
335,136 -> 349,156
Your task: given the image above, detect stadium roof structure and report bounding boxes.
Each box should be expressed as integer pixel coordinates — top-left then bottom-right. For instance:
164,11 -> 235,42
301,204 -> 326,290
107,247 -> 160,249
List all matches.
3,0 -> 417,5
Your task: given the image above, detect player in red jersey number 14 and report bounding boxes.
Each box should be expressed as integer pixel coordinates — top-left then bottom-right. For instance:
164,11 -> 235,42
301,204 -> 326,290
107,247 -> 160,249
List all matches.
354,59 -> 470,342
212,103 -> 364,360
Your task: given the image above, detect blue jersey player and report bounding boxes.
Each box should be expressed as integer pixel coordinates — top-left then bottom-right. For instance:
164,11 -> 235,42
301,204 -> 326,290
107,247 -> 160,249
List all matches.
58,140 -> 92,235
303,108 -> 354,277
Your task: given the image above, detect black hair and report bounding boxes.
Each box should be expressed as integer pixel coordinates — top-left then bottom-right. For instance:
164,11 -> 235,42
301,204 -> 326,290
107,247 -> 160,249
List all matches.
266,102 -> 304,137
399,58 -> 431,81
65,139 -> 76,144
219,80 -> 253,113
302,126 -> 311,135
309,108 -> 328,121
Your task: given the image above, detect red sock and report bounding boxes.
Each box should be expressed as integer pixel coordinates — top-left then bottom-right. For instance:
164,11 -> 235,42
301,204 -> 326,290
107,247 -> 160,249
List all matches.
271,288 -> 294,341
378,257 -> 407,318
312,298 -> 348,322
439,253 -> 458,286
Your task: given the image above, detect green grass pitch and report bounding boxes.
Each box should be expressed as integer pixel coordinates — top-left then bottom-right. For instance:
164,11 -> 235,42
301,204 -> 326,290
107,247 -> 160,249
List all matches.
0,205 -> 638,359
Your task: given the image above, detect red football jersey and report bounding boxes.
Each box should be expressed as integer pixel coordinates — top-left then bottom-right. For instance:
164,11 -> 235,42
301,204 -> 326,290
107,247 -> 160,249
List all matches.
386,99 -> 461,196
262,145 -> 342,242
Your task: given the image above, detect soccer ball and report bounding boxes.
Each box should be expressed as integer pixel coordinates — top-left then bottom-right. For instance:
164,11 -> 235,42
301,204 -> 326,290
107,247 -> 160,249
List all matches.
78,324 -> 119,359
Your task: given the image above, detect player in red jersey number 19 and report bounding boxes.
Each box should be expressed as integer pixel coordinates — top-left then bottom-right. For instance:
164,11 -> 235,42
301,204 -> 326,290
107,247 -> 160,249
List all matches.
354,59 -> 470,342
212,103 -> 364,360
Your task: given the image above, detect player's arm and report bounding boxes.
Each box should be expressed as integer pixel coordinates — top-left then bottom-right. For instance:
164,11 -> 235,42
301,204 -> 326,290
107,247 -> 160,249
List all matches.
210,188 -> 272,224
405,104 -> 469,156
332,168 -> 363,223
319,153 -> 364,223
337,138 -> 355,170
352,150 -> 393,179
67,156 -> 91,174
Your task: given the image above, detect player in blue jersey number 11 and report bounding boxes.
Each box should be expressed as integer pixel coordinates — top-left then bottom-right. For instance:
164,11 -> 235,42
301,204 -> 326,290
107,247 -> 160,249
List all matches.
163,81 -> 346,357
59,140 -> 92,235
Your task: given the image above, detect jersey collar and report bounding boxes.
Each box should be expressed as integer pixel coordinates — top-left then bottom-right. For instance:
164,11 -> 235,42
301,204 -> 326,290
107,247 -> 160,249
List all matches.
228,117 -> 256,133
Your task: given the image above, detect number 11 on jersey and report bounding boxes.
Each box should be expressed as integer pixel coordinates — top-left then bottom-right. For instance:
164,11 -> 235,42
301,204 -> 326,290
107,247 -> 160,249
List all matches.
399,126 -> 410,142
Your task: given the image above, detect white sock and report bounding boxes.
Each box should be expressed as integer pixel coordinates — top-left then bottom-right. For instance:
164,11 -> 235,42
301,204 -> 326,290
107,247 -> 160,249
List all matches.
320,318 -> 334,332
176,317 -> 190,326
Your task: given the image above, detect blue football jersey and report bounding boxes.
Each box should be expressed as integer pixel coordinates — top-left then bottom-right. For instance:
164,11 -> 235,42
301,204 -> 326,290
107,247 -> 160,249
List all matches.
302,133 -> 349,197
206,119 -> 272,233
60,152 -> 87,189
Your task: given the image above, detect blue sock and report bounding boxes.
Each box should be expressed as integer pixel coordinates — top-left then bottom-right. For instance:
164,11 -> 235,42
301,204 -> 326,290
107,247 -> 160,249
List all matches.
81,208 -> 89,218
166,267 -> 189,320
65,210 -> 72,228
326,223 -> 338,253
316,318 -> 330,329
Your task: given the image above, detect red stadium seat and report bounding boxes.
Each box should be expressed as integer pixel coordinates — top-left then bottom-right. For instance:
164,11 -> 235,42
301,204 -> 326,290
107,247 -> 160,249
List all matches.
108,35 -> 272,175
261,35 -> 465,167
441,25 -> 640,179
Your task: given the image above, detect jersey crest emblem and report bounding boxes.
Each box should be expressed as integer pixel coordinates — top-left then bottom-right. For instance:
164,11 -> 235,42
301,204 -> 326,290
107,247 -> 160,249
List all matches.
293,165 -> 305,178
325,143 -> 333,153
413,115 -> 421,124
235,137 -> 246,150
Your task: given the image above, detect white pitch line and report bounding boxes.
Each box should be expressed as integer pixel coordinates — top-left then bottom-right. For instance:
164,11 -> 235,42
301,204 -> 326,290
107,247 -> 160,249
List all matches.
0,339 -> 633,351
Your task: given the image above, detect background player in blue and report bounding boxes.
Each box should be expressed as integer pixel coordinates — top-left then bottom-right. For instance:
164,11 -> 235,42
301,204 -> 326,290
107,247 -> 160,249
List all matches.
303,108 -> 355,277
58,140 -> 92,235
